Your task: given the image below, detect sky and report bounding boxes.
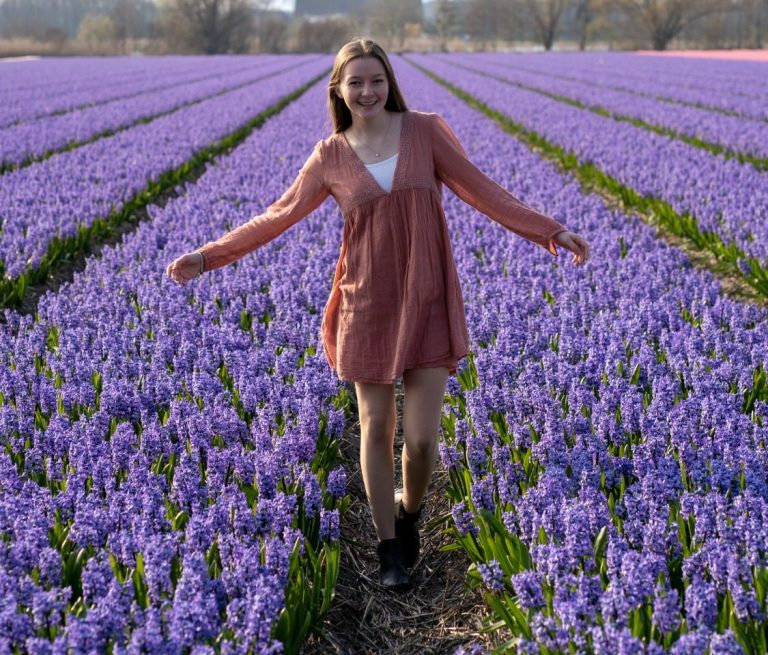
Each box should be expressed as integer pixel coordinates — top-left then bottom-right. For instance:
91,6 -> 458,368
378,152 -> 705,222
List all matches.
272,0 -> 295,11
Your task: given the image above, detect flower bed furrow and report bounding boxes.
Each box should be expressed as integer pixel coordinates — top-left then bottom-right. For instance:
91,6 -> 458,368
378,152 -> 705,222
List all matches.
406,54 -> 768,301
0,76 -> 349,655
395,53 -> 768,654
0,57 -> 332,308
435,53 -> 768,167
0,56 -> 262,128
0,56 -> 315,170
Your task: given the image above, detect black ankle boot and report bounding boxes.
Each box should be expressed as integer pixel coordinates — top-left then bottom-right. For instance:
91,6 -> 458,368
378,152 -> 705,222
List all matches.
377,538 -> 412,590
394,495 -> 423,569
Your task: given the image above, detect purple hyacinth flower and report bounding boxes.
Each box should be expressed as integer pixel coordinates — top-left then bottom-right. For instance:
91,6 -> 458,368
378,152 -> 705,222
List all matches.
477,559 -> 505,592
325,466 -> 347,500
452,500 -> 479,537
319,508 -> 340,542
511,570 -> 546,611
684,576 -> 717,630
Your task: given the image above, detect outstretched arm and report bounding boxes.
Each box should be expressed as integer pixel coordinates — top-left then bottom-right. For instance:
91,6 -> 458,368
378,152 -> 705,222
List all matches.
430,113 -> 588,263
167,142 -> 329,284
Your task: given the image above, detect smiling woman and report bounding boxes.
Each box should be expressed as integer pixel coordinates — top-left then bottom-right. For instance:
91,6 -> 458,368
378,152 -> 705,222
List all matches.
166,36 -> 590,594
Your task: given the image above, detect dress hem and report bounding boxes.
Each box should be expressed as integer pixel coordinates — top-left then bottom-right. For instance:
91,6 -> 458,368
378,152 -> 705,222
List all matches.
332,351 -> 468,385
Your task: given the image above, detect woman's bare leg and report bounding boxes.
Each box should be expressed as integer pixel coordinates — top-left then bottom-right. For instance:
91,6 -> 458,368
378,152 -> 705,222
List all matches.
354,380 -> 397,541
401,367 -> 450,513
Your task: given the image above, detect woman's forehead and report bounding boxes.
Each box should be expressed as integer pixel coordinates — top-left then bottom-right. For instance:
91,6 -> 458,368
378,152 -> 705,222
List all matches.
342,57 -> 386,79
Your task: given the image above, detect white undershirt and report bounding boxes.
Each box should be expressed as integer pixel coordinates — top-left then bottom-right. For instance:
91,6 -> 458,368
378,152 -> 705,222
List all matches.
364,153 -> 398,192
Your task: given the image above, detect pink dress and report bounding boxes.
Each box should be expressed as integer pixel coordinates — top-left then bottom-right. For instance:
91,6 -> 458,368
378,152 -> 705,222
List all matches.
197,110 -> 566,384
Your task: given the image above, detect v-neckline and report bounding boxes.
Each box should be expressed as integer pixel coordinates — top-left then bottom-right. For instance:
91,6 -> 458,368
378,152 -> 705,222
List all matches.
340,111 -> 409,196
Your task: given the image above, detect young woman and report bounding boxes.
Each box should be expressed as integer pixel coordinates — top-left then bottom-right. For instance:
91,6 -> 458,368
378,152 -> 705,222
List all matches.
166,38 -> 589,591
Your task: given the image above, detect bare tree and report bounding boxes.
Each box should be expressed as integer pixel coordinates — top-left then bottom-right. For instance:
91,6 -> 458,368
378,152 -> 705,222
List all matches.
522,0 -> 570,50
464,0 -> 508,49
574,0 -> 593,48
753,0 -> 768,46
367,0 -> 422,48
253,16 -> 287,52
251,0 -> 289,53
111,0 -> 135,52
615,0 -> 730,49
158,0 -> 255,54
435,0 -> 460,50
77,12 -> 116,53
294,16 -> 354,52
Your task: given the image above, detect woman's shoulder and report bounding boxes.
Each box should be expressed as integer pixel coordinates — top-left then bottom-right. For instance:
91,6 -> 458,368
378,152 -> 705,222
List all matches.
301,131 -> 347,179
311,130 -> 352,162
404,110 -> 448,140
313,133 -> 338,153
405,109 -> 441,126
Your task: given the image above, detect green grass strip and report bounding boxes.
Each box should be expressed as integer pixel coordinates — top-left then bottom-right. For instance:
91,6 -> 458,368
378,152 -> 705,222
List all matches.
440,57 -> 768,173
0,58 -> 324,176
0,67 -> 331,311
404,56 -> 768,302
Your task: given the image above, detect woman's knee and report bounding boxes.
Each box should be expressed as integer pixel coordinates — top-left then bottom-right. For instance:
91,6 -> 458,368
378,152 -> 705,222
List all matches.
355,382 -> 395,444
360,410 -> 395,443
403,433 -> 437,459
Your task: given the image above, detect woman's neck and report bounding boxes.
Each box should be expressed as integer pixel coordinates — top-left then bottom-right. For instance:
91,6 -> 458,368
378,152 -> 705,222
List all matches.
348,110 -> 392,139
343,110 -> 402,164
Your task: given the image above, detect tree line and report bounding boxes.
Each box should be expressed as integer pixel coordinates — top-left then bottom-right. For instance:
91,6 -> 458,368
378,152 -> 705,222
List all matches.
0,0 -> 764,55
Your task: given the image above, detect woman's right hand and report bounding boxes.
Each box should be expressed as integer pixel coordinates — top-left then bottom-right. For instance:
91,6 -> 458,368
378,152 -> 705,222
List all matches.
166,252 -> 204,285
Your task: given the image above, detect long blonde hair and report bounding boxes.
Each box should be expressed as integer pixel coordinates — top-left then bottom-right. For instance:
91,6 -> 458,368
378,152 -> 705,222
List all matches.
328,38 -> 408,134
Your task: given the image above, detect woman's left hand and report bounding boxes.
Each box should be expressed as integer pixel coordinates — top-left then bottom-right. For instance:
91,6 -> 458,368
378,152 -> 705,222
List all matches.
553,230 -> 589,266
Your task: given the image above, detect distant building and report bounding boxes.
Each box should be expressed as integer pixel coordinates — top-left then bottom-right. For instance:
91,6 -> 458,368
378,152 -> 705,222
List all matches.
294,0 -> 370,17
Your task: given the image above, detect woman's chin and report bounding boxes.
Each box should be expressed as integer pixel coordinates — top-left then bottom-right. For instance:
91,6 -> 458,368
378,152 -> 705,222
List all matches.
353,103 -> 383,120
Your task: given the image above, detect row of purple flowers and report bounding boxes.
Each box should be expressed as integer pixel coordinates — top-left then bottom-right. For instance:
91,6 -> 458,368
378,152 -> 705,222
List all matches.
0,56 -> 312,169
434,53 -> 768,163
0,74 -> 347,653
0,56 -> 331,281
394,55 -> 768,653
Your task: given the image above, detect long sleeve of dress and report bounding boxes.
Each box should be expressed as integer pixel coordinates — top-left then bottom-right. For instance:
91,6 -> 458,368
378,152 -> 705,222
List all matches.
197,141 -> 329,272
429,113 -> 566,255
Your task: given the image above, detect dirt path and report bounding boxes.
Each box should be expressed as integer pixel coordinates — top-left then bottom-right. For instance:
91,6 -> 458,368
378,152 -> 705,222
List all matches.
302,379 -> 508,655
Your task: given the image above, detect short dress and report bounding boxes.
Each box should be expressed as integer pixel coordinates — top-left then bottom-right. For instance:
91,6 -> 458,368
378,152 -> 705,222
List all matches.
197,110 -> 567,384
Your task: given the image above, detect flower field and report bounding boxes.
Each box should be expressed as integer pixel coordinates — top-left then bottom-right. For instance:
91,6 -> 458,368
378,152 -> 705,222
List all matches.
0,52 -> 766,654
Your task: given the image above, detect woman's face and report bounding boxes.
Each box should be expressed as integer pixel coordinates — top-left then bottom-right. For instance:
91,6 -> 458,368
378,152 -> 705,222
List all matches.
335,56 -> 390,123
